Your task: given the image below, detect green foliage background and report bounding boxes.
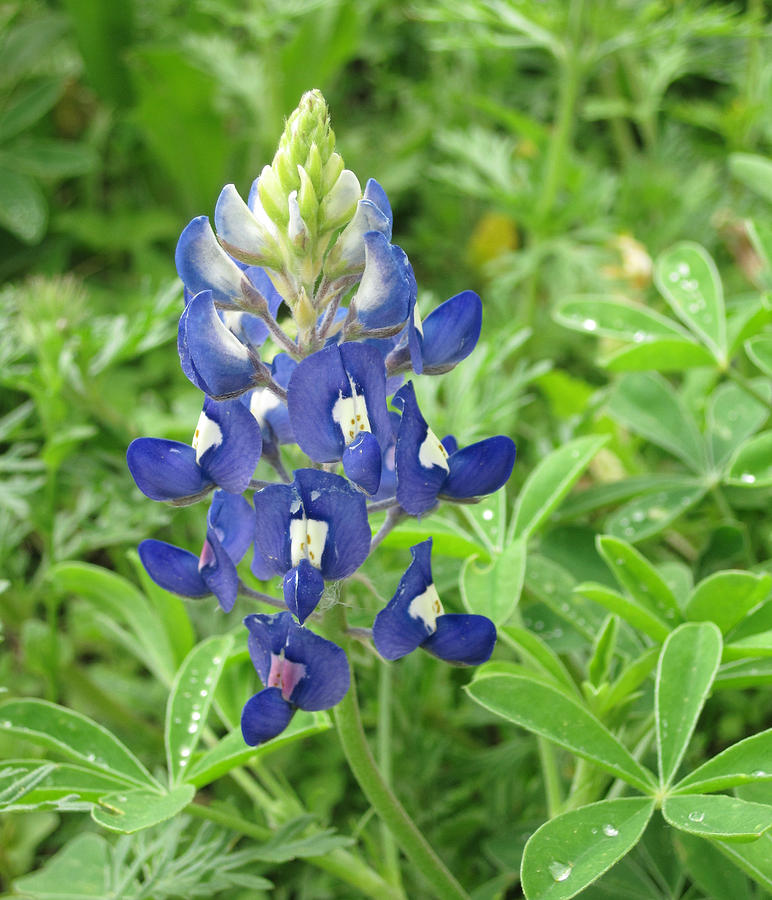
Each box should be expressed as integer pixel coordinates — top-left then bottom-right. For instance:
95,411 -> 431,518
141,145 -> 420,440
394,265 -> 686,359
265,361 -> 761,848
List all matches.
1,0 -> 772,897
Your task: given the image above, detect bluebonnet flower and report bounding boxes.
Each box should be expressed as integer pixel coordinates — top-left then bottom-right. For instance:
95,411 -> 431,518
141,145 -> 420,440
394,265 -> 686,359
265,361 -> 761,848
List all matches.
252,469 -> 370,622
241,353 -> 296,459
373,539 -> 496,665
287,342 -> 392,494
138,491 -> 254,612
241,611 -> 350,745
351,232 -> 417,332
127,396 -> 262,505
392,381 -> 516,516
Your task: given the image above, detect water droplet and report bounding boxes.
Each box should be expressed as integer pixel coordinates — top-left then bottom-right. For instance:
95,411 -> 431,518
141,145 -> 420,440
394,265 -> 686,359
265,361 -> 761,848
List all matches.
174,717 -> 182,724
668,271 -> 680,283
86,753 -> 96,762
182,691 -> 192,699
633,330 -> 646,343
212,657 -> 222,665
1,720 -> 10,728
191,711 -> 201,721
688,811 -> 704,823
682,279 -> 698,292
741,473 -> 756,484
118,795 -> 127,803
591,827 -> 598,835
187,723 -> 198,734
482,509 -> 494,521
677,263 -> 690,276
623,527 -> 635,537
199,689 -> 207,697
179,759 -> 187,767
180,747 -> 191,758
534,620 -> 544,631
631,510 -> 645,522
549,861 -> 572,882
752,770 -> 767,777
583,319 -> 597,331
602,824 -> 619,837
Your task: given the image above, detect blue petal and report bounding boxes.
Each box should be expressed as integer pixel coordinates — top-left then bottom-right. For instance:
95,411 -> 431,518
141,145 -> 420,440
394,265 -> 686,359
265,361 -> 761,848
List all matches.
175,216 -> 246,304
442,436 -> 516,500
220,309 -> 269,349
372,539 -> 435,660
241,687 -> 294,746
342,431 -> 382,494
245,267 -> 284,318
422,614 -> 497,666
392,382 -> 448,515
252,483 -> 294,576
207,491 -> 255,563
286,344 -> 350,461
215,184 -> 276,264
441,434 -> 459,455
185,290 -> 259,399
363,178 -> 393,236
178,302 -> 210,394
339,342 -> 393,449
420,291 -> 482,374
282,560 -> 324,624
127,438 -> 211,503
197,397 -> 262,494
284,621 -> 350,710
355,233 -> 416,330
138,539 -> 209,598
199,529 -> 239,613
243,611 -> 293,684
294,469 -> 370,580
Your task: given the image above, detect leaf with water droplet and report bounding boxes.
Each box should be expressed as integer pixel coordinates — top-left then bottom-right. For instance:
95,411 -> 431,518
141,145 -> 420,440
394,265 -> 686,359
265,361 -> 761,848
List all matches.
554,296 -> 688,343
656,622 -> 722,787
91,783 -> 195,833
605,482 -> 706,543
655,242 -> 727,364
0,699 -> 160,791
673,727 -> 772,794
460,537 -> 526,625
728,431 -> 772,487
604,337 -> 715,373
597,535 -> 681,621
663,793 -> 772,842
165,633 -> 233,787
706,381 -> 771,472
521,797 -> 654,899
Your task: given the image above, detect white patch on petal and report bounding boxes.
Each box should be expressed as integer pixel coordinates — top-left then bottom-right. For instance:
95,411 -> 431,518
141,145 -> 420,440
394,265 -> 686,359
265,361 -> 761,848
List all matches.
408,583 -> 444,632
221,310 -> 245,334
418,427 -> 450,472
290,516 -> 329,569
192,411 -> 223,463
332,383 -> 371,445
413,304 -> 424,336
249,388 -> 282,428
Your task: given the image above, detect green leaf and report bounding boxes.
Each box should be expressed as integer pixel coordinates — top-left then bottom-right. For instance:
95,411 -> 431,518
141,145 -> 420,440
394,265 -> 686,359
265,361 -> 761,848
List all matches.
747,220 -> 772,274
713,833 -> 772,892
461,538 -> 526,624
166,634 -> 233,786
714,658 -> 772,691
607,373 -> 707,473
466,675 -> 656,793
0,699 -> 160,790
500,625 -> 578,696
91,783 -> 195,833
727,431 -> 772,486
575,582 -> 669,642
381,518 -> 488,561
654,242 -> 727,364
185,711 -> 331,789
656,622 -> 722,786
603,648 -> 659,713
707,381 -> 771,471
555,474 -> 690,520
520,798 -> 655,900
676,831 -> 752,900
744,335 -> 772,377
0,78 -> 64,142
50,561 -> 177,684
663,794 -> 772,842
1,139 -> 98,179
587,616 -> 618,688
553,296 -> 688,342
596,536 -> 681,621
248,815 -> 353,862
684,571 -> 772,634
729,153 -> 772,204
12,833 -> 110,899
0,166 -> 47,243
674,728 -> 772,794
524,554 -> 606,641
605,483 -> 706,543
725,630 -> 772,660
0,760 -> 128,810
510,435 -> 609,540
604,338 -> 715,372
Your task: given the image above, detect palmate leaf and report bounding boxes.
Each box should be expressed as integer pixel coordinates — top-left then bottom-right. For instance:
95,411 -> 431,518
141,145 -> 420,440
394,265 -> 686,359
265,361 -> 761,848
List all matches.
656,622 -> 722,787
727,431 -> 772,487
520,798 -> 655,900
604,481 -> 706,543
674,729 -> 772,794
553,296 -> 688,343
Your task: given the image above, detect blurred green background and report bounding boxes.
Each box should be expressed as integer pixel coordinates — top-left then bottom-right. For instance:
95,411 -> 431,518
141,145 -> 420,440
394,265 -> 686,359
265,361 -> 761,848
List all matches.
1,0 -> 771,896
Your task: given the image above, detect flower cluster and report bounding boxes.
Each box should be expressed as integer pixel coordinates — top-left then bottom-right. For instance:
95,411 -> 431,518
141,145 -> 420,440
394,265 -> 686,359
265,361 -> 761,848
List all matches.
128,91 -> 516,747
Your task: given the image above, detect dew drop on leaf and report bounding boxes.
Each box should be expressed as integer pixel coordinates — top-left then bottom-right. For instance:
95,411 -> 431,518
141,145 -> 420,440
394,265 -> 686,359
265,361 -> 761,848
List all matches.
602,823 -> 619,837
688,811 -> 704,823
549,861 -> 572,882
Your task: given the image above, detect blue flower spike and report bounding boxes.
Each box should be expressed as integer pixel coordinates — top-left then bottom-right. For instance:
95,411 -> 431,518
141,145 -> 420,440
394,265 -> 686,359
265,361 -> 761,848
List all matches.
241,611 -> 350,745
373,539 -> 496,665
287,342 -> 392,494
137,491 -> 255,612
392,381 -> 516,516
252,469 -> 370,621
127,396 -> 262,505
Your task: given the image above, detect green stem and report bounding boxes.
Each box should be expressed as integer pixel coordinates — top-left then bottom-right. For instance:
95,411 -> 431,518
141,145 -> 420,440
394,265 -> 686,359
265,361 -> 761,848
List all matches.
537,738 -> 564,818
327,606 -> 469,900
187,803 -> 401,900
377,662 -> 404,891
710,484 -> 734,523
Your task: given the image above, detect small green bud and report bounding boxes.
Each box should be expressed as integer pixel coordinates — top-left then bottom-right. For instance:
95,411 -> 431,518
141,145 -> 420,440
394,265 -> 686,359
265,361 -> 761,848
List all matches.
274,148 -> 300,196
322,152 -> 344,194
257,165 -> 289,227
306,142 -> 323,196
319,169 -> 361,232
297,165 -> 318,228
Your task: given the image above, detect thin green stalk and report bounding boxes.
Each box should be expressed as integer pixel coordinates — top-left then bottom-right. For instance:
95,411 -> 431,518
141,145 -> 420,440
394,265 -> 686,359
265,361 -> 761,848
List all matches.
710,484 -> 734,523
537,738 -> 564,819
187,803 -> 401,900
326,605 -> 469,900
377,662 -> 404,891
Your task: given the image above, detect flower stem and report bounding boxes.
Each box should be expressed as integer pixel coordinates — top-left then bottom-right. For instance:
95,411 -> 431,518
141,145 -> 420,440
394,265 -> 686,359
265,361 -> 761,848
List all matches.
187,803 -> 401,900
326,605 -> 469,900
377,661 -> 404,891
